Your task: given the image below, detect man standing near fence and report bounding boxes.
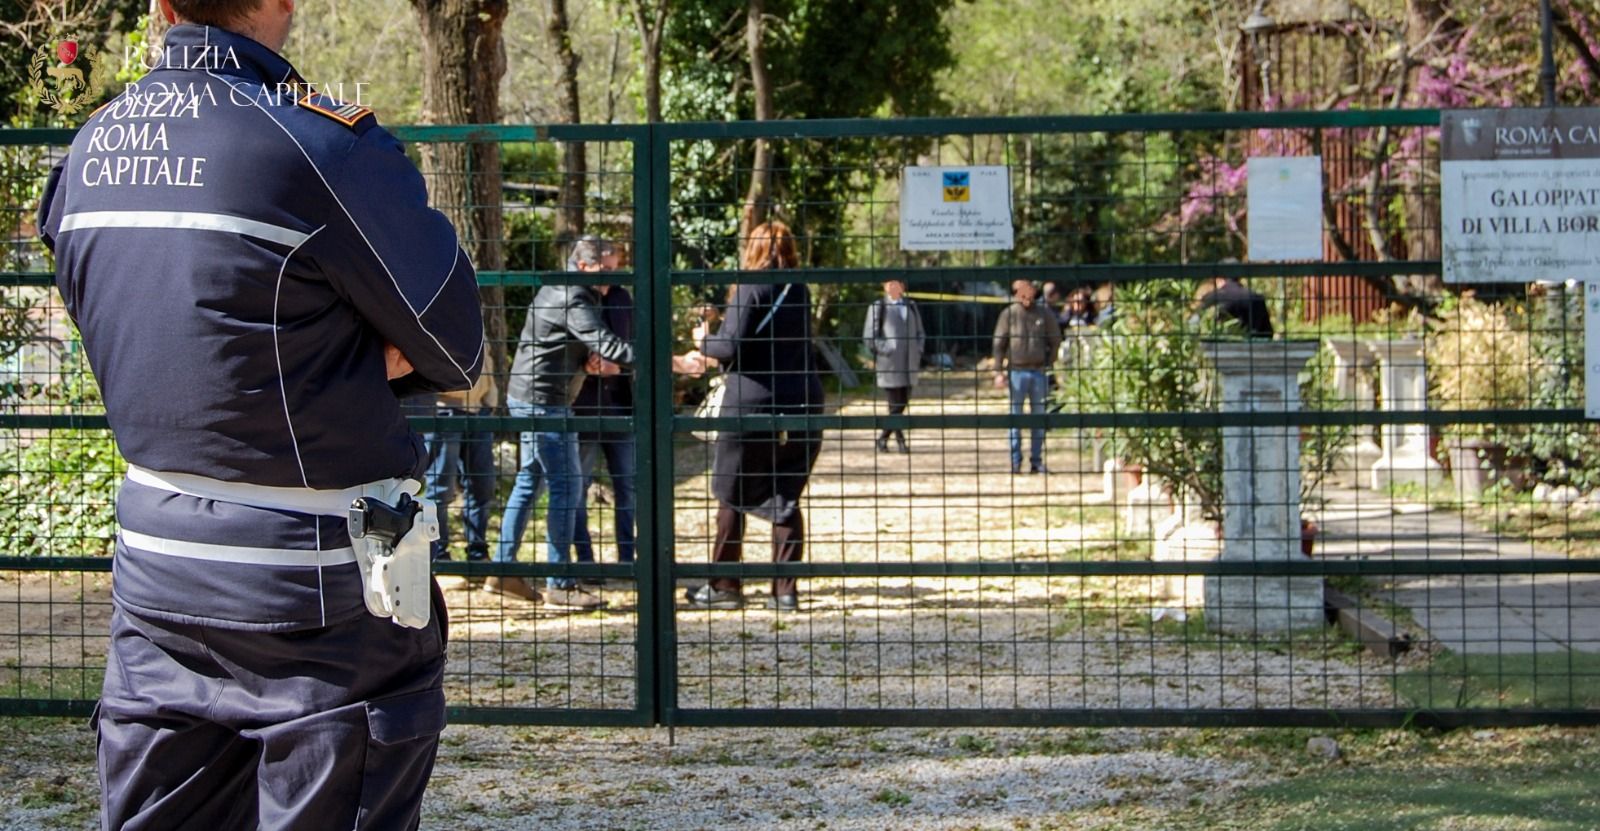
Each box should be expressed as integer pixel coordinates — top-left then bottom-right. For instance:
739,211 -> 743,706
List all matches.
992,279 -> 1062,474
493,236 -> 633,610
35,0 -> 484,826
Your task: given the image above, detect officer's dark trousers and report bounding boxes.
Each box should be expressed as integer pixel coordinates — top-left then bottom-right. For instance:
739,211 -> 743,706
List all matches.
96,588 -> 448,830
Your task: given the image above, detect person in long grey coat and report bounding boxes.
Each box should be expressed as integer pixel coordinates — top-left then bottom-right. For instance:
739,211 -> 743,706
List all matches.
863,278 -> 925,453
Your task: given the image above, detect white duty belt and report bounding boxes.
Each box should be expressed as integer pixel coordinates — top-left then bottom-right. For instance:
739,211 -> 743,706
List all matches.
121,465 -> 438,628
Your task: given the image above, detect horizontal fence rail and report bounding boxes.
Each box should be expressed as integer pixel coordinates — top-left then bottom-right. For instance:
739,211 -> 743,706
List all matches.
5,110 -> 1598,729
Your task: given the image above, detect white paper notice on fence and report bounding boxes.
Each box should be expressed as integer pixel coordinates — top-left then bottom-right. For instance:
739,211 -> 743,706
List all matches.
1588,281 -> 1600,419
1246,156 -> 1323,261
1442,108 -> 1600,283
899,165 -> 1014,251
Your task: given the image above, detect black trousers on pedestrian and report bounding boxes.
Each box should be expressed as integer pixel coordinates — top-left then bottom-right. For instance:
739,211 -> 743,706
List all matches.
879,386 -> 910,443
709,501 -> 803,598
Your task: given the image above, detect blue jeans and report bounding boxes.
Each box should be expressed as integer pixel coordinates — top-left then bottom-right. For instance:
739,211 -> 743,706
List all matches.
495,398 -> 582,589
423,406 -> 495,561
574,432 -> 638,564
1008,369 -> 1048,469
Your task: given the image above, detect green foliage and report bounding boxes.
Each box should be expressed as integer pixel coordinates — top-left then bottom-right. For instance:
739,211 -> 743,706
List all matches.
1516,287 -> 1600,492
938,0 -> 1226,116
1072,280 -> 1349,521
660,0 -> 959,338
1080,278 -> 1225,520
1,428 -> 123,557
1426,292 -> 1534,443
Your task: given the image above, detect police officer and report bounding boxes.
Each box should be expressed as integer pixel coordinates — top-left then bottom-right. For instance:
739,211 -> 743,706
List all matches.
36,0 -> 483,825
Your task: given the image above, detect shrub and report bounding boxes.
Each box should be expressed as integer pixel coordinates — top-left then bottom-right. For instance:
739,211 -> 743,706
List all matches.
1425,292 -> 1533,443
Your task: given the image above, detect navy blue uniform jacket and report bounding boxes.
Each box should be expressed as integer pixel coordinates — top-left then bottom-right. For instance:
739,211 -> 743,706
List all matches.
36,25 -> 483,628
38,23 -> 483,490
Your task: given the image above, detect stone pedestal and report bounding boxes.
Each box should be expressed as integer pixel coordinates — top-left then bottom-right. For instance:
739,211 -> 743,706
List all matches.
1201,340 -> 1327,636
1323,338 -> 1382,473
1366,339 -> 1444,490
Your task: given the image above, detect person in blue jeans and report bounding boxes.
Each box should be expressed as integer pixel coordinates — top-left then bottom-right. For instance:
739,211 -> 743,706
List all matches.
992,279 -> 1062,474
492,237 -> 633,610
422,354 -> 498,562
424,405 -> 496,561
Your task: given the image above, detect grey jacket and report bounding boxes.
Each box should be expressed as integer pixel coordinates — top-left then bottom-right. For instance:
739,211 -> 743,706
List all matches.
507,284 -> 634,407
863,297 -> 925,389
992,300 -> 1063,371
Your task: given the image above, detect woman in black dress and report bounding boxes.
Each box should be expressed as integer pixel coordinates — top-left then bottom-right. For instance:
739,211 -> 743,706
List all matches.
687,221 -> 824,611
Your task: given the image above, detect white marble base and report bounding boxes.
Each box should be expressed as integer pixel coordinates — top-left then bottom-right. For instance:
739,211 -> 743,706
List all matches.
1370,451 -> 1445,490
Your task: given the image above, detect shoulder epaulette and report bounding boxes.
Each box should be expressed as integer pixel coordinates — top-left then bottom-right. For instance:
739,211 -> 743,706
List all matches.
297,93 -> 375,129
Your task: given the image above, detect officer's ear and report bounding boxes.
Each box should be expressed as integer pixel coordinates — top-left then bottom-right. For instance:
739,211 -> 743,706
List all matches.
157,0 -> 178,24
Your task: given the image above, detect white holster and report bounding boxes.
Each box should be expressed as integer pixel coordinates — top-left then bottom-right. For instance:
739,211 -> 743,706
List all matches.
350,479 -> 438,629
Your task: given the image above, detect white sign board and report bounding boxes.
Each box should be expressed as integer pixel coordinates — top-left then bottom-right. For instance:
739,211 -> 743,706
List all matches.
899,165 -> 1014,251
1589,282 -> 1600,420
1442,108 -> 1600,283
1247,156 -> 1324,261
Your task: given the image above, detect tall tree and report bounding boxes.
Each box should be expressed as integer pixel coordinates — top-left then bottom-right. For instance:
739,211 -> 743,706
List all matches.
739,0 -> 774,236
627,0 -> 669,122
547,0 -> 588,238
410,0 -> 511,395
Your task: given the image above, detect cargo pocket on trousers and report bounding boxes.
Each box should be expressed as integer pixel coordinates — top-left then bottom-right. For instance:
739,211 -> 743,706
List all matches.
356,687 -> 447,829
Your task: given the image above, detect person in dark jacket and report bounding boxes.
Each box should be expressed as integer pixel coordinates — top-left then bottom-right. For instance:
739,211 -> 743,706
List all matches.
571,249 -> 637,570
36,3 -> 483,827
1193,275 -> 1274,338
493,236 -> 633,610
686,220 -> 823,611
993,279 -> 1063,474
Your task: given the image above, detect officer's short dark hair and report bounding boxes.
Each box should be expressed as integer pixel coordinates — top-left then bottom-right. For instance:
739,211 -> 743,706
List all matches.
168,0 -> 264,27
568,236 -> 617,270
168,0 -> 262,26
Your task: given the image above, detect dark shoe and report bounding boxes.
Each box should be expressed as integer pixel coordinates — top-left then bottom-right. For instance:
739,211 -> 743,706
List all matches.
875,435 -> 890,453
545,586 -> 608,610
685,584 -> 744,610
895,434 -> 909,454
1011,463 -> 1022,475
484,575 -> 543,604
765,594 -> 799,612
1030,463 -> 1048,475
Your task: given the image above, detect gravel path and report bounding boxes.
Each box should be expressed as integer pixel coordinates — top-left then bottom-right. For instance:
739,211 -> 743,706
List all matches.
422,725 -> 1253,830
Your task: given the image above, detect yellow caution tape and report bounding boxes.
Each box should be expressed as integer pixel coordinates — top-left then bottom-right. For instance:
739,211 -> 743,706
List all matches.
904,291 -> 1012,305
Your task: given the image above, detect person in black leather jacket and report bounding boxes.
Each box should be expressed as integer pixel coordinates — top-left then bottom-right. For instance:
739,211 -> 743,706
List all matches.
491,237 -> 633,610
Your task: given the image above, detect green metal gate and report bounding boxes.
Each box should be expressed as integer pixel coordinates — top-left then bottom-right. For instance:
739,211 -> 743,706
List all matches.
4,111 -> 1598,729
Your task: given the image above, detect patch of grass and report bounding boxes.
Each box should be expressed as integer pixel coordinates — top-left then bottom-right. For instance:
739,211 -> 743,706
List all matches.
1396,650 -> 1600,709
802,730 -> 840,750
953,733 -> 997,754
1478,500 -> 1600,559
869,788 -> 912,807
1171,743 -> 1600,829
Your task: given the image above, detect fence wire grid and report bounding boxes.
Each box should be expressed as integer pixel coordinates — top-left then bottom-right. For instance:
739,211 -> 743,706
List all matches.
3,111 -> 1598,728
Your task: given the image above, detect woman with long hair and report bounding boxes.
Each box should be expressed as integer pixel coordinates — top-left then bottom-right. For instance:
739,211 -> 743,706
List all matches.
687,220 -> 824,611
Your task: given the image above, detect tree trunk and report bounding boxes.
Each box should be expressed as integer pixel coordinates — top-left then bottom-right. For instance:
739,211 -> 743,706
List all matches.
1398,0 -> 1457,299
411,0 -> 510,403
741,0 -> 774,237
629,0 -> 668,123
548,0 -> 587,240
